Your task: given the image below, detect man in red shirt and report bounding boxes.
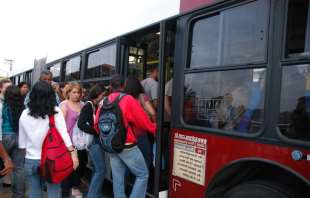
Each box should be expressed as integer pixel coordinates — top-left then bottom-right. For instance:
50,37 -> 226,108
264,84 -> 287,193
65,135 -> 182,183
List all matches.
102,74 -> 156,198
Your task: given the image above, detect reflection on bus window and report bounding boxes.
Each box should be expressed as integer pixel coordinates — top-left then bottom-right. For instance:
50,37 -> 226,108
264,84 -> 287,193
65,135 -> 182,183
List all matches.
50,63 -> 61,82
86,44 -> 116,79
183,69 -> 266,134
285,0 -> 310,58
65,56 -> 81,81
190,0 -> 268,68
279,64 -> 310,141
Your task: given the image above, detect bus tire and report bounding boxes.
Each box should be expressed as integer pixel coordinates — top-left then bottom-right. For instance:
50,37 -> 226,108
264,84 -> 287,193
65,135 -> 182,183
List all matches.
222,180 -> 301,198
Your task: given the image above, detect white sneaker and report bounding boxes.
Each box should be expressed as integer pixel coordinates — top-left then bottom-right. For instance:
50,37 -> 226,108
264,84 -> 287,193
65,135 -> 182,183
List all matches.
71,187 -> 83,198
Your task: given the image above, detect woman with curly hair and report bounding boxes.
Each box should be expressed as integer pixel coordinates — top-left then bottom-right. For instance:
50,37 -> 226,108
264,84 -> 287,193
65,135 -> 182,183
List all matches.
60,82 -> 86,198
18,81 -> 79,198
1,85 -> 25,198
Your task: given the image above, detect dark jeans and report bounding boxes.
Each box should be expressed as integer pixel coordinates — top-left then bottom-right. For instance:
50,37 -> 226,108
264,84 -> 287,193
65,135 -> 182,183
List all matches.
2,133 -> 26,198
137,134 -> 153,169
61,149 -> 87,197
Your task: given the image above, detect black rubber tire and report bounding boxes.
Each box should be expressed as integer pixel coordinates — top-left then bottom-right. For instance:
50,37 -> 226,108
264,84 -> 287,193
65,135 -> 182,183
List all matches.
222,180 -> 300,198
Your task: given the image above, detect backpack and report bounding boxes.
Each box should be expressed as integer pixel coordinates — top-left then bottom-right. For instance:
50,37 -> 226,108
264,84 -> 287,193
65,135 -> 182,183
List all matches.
98,93 -> 127,153
40,115 -> 73,184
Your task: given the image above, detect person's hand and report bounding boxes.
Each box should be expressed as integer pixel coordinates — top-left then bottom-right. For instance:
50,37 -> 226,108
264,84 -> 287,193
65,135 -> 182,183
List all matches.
0,158 -> 14,176
70,150 -> 79,170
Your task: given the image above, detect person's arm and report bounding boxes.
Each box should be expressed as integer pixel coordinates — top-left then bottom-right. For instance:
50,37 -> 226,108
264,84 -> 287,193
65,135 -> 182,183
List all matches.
150,82 -> 159,109
77,103 -> 97,135
125,96 -> 156,135
55,110 -> 79,170
59,101 -> 68,119
0,102 -> 3,144
0,143 -> 13,176
164,95 -> 172,117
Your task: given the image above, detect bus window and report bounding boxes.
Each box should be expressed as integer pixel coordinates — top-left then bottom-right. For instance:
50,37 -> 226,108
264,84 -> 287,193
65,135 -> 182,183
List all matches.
128,47 -> 145,80
190,0 -> 268,68
50,63 -> 61,82
86,44 -> 117,79
64,56 -> 81,81
285,0 -> 310,58
183,69 -> 266,134
279,64 -> 310,141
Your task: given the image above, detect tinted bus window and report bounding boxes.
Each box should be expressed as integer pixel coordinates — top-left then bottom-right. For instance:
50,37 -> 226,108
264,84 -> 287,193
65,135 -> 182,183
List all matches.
190,0 -> 268,68
50,63 -> 61,82
86,44 -> 116,79
183,69 -> 266,134
279,64 -> 310,141
65,56 -> 81,81
285,0 -> 310,58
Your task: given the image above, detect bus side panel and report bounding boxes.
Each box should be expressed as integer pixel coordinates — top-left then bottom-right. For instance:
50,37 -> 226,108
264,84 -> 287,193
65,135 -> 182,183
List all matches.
180,0 -> 222,13
169,128 -> 310,198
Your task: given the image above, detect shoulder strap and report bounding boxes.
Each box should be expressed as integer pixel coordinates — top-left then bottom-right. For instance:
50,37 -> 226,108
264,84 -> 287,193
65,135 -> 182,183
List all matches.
86,101 -> 95,114
49,115 -> 56,128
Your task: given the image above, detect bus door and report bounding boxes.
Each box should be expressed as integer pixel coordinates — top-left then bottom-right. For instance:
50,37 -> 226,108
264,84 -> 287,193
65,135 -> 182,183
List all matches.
120,22 -> 176,197
154,20 -> 176,198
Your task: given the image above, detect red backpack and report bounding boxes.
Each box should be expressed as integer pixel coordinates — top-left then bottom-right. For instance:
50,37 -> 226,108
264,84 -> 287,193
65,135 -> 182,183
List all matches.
40,115 -> 73,184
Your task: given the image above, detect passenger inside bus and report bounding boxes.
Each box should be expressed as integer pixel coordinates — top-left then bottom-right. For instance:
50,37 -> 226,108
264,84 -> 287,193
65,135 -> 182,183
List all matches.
279,64 -> 310,141
183,69 -> 265,134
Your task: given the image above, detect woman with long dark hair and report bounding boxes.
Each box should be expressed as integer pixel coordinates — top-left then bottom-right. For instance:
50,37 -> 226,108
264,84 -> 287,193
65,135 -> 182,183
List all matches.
124,76 -> 156,169
77,84 -> 106,198
18,81 -> 79,198
1,85 -> 25,198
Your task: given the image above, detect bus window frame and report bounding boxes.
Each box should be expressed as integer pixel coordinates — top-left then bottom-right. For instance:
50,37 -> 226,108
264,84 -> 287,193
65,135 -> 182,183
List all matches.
64,55 -> 82,82
281,0 -> 310,62
85,42 -> 118,80
187,0 -> 269,69
274,0 -> 310,147
175,0 -> 271,139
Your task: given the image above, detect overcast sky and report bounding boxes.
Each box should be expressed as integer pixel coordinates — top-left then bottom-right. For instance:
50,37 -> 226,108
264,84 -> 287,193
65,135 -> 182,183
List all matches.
0,0 -> 180,76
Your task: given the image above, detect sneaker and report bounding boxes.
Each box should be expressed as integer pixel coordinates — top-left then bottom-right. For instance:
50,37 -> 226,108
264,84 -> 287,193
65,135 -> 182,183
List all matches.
71,187 -> 83,198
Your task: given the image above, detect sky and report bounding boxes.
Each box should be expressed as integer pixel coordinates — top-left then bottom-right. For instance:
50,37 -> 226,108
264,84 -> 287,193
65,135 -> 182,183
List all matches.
0,0 -> 180,76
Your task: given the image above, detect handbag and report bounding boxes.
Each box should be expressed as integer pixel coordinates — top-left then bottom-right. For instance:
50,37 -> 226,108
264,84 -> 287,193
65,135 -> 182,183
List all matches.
72,101 -> 95,150
72,123 -> 93,150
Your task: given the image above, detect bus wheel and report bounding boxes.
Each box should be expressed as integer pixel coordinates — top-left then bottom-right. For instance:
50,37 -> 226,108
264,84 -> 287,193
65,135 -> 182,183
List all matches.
222,180 -> 300,198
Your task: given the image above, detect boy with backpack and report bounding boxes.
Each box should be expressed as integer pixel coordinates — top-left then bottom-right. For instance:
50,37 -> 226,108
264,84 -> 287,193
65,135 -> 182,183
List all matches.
95,74 -> 156,198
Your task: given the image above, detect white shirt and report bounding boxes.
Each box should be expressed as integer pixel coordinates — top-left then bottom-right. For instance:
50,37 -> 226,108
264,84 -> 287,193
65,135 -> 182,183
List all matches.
18,107 -> 72,159
141,77 -> 159,101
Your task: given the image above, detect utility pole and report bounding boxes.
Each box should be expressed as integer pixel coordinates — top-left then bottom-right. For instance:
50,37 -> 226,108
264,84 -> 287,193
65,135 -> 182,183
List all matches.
4,59 -> 14,71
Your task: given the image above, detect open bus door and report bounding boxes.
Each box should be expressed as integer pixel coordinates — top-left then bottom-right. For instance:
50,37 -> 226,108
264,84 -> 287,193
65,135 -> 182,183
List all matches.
154,20 -> 176,198
119,20 -> 176,197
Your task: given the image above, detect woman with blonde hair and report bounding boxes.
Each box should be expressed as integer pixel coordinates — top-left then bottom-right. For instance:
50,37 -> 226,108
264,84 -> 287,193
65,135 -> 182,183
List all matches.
60,82 -> 86,198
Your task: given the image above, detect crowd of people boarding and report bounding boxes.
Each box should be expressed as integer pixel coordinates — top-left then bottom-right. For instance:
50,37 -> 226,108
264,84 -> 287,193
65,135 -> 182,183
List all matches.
0,65 -> 172,198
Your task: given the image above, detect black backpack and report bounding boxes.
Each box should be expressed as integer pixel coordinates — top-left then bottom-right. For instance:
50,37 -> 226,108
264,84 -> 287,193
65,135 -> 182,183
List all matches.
98,93 -> 127,153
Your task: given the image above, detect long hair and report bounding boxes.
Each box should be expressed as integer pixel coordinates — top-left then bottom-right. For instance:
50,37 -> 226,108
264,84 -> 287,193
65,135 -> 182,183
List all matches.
28,81 -> 57,118
124,76 -> 144,98
4,85 -> 24,132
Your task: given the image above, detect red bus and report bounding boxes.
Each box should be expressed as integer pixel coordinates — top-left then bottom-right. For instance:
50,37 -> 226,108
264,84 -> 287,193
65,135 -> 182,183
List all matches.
168,0 -> 310,197
10,0 -> 310,197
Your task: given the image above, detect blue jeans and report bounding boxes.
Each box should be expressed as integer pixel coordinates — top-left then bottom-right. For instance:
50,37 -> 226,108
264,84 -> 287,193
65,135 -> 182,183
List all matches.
110,145 -> 149,198
87,137 -> 106,198
24,159 -> 61,198
2,134 -> 25,198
